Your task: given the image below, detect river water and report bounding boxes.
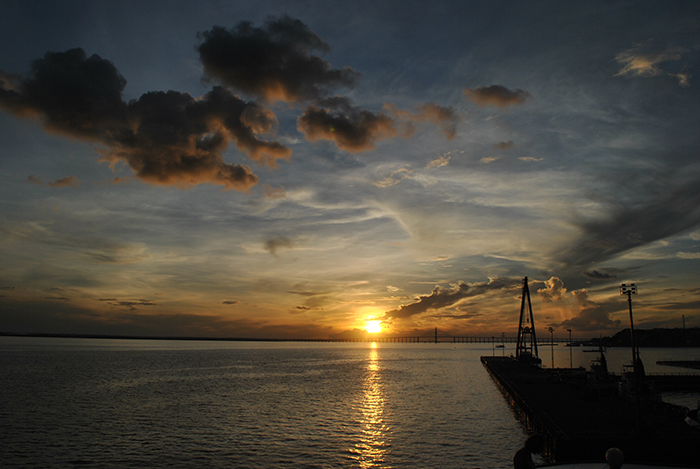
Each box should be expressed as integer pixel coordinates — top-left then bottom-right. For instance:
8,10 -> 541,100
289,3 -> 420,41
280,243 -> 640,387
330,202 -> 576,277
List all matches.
1,337 -> 698,468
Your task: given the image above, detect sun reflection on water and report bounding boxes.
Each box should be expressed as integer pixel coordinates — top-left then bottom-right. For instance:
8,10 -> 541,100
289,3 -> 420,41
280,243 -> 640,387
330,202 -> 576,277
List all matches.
353,343 -> 389,468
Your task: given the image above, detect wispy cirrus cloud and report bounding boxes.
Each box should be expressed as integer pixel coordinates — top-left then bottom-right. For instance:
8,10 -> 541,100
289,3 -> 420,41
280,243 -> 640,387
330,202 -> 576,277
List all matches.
27,175 -> 80,188
615,43 -> 690,86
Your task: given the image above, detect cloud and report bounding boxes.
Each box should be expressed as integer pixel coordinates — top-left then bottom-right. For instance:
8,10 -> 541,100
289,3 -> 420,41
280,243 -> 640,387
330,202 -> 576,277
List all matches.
375,167 -> 412,188
557,290 -> 621,332
383,277 -> 520,319
1,49 -> 292,191
223,300 -> 239,305
26,175 -> 79,187
559,180 -> 700,269
2,221 -> 149,264
197,15 -> 360,102
385,102 -> 461,139
494,141 -> 514,150
262,184 -> 286,199
583,269 -> 619,280
463,85 -> 532,108
518,156 -> 543,162
263,236 -> 295,255
537,276 -> 567,302
481,156 -> 499,163
677,251 -> 700,259
48,176 -> 79,188
615,44 -> 690,87
103,86 -> 290,188
297,96 -> 398,152
426,154 -> 450,169
98,298 -> 157,311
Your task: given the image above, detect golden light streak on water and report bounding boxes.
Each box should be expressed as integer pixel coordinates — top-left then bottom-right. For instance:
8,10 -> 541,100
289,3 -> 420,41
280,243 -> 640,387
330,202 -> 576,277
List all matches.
355,343 -> 389,468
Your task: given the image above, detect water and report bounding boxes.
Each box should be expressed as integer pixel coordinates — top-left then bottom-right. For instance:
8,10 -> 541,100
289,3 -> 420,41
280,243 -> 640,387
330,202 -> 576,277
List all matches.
1,338 -> 698,468
1,338 -> 528,468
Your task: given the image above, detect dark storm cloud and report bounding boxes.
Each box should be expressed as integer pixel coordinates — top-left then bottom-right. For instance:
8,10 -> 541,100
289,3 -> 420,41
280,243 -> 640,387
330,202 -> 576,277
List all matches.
297,97 -> 398,152
1,49 -> 291,191
384,277 -> 520,319
0,48 -> 128,140
463,85 -> 532,108
560,180 -> 700,269
197,15 -> 361,102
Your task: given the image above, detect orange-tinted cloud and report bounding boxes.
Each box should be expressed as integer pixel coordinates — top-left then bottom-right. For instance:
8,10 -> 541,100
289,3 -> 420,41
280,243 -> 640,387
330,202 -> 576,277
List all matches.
463,85 -> 531,108
297,97 -> 398,152
1,49 -> 291,191
385,102 -> 461,139
414,103 -> 460,139
262,184 -> 286,199
197,15 -> 360,102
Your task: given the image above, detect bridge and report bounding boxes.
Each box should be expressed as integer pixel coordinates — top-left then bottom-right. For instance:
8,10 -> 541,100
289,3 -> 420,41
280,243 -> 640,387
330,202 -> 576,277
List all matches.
297,329 -> 578,344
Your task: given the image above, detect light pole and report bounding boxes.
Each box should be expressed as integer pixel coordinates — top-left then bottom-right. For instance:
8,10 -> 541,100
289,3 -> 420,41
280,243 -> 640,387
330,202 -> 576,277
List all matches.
547,327 -> 555,369
620,283 -> 640,432
620,284 -> 639,376
567,328 -> 572,368
501,332 -> 505,356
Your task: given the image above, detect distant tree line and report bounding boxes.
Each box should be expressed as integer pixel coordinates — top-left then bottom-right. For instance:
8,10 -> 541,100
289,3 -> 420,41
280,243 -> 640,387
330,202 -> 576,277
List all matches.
594,327 -> 700,347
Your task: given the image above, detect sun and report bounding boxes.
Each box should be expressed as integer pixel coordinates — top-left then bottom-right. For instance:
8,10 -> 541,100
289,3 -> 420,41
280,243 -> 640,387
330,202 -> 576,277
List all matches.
365,320 -> 382,334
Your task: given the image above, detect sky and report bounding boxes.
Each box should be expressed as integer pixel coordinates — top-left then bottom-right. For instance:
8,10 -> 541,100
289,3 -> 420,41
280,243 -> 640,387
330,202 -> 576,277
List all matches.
1,0 -> 699,340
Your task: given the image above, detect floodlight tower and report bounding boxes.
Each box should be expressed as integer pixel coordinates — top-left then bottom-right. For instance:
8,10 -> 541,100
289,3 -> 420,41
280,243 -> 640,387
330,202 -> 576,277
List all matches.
620,282 -> 641,432
620,283 -> 639,374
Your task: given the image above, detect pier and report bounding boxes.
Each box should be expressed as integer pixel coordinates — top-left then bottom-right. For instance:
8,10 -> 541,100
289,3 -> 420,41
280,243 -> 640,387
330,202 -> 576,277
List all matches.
481,356 -> 699,465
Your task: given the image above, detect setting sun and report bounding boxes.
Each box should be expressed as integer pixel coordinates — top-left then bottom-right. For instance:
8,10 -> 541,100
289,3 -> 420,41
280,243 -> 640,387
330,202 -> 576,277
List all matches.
365,320 -> 382,334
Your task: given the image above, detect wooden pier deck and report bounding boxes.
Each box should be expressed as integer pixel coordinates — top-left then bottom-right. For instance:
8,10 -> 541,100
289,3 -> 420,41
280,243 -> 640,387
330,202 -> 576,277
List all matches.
481,356 -> 699,465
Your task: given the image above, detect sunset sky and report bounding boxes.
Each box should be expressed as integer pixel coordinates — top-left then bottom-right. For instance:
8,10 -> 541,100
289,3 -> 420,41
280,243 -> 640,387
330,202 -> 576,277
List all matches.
1,1 -> 699,340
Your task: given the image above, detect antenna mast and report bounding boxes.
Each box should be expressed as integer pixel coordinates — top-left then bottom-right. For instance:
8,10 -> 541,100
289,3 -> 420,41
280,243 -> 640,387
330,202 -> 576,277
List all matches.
515,277 -> 540,364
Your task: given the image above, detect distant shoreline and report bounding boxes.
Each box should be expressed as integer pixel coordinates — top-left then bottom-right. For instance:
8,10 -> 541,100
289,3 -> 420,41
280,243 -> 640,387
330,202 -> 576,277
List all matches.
2,328 -> 699,346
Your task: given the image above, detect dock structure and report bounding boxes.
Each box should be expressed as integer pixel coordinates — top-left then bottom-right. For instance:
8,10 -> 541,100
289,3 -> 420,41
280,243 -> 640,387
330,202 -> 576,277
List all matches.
481,356 -> 699,465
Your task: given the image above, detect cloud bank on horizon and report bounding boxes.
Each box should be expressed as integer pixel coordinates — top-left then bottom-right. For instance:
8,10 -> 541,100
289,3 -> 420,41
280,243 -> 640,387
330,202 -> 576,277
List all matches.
0,2 -> 699,339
